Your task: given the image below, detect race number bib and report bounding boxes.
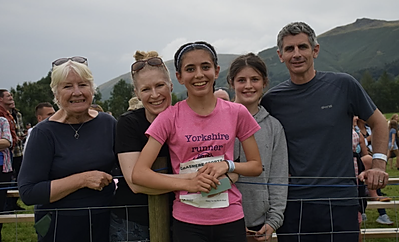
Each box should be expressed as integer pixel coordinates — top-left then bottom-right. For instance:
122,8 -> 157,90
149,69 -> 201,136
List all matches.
179,155 -> 229,208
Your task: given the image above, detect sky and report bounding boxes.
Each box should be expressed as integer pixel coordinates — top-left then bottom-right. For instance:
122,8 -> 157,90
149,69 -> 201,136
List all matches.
1,0 -> 398,90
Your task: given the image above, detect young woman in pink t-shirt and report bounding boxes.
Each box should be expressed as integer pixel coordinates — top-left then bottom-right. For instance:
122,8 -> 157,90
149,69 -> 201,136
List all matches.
133,41 -> 262,242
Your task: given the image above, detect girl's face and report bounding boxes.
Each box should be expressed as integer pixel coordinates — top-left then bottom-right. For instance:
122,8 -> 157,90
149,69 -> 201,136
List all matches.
176,49 -> 220,98
233,66 -> 266,106
134,69 -> 172,122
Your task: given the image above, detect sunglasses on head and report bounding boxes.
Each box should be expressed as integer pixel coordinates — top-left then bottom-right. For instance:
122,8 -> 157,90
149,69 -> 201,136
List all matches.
52,56 -> 88,67
131,57 -> 164,74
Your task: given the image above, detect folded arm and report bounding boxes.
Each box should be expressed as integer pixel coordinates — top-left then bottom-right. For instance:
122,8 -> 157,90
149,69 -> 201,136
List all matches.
132,137 -> 218,193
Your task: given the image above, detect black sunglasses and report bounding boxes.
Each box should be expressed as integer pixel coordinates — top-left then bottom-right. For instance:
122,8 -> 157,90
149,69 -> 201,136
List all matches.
131,57 -> 164,74
52,56 -> 88,67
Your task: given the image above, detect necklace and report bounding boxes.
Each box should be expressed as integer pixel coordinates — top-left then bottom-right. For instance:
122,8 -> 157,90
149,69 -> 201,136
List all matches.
68,123 -> 84,139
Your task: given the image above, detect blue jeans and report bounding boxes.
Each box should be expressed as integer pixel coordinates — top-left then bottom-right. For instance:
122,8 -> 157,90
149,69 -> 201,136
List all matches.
109,212 -> 149,242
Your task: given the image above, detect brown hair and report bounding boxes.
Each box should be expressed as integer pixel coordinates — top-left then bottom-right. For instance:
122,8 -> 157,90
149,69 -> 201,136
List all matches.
0,89 -> 9,98
35,102 -> 54,116
227,53 -> 268,88
173,41 -> 218,74
389,119 -> 398,130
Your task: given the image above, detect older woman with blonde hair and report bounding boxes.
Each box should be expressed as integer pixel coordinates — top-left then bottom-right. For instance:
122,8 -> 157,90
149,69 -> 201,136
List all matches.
18,57 -> 117,242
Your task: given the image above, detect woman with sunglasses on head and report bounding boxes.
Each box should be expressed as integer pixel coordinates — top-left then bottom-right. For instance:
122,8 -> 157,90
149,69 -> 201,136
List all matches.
227,53 -> 288,242
18,57 -> 117,242
132,41 -> 262,242
111,50 -> 181,241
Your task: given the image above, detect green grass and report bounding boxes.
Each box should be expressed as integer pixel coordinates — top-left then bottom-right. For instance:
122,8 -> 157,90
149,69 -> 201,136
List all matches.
385,113 -> 397,120
359,160 -> 399,242
2,201 -> 36,242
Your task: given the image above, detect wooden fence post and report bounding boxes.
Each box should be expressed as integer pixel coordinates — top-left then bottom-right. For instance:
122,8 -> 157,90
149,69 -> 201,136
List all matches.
148,157 -> 170,242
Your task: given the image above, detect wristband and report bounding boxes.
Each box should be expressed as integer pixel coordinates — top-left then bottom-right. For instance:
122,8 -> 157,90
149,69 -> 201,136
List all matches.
225,173 -> 233,184
372,153 -> 387,162
224,160 -> 235,173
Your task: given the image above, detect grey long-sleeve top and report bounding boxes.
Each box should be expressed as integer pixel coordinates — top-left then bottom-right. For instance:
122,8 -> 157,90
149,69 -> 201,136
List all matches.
235,106 -> 288,230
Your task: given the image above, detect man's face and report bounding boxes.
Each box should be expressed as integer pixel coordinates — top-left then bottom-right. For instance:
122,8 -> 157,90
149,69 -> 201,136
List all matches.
277,33 -> 319,78
0,91 -> 14,110
37,107 -> 56,122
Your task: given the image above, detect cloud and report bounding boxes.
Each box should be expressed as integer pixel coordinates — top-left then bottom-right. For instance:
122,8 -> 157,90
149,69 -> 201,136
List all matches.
0,0 -> 398,90
161,38 -> 188,61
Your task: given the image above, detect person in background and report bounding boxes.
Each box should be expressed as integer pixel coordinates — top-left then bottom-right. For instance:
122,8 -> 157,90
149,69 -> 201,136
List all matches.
127,97 -> 143,111
227,53 -> 288,242
10,105 -> 25,179
261,22 -> 388,242
0,90 -> 17,148
0,91 -> 23,213
4,104 -> 25,212
23,102 -> 55,155
24,123 -> 31,139
0,90 -> 17,212
388,120 -> 399,169
0,116 -> 13,241
18,56 -> 117,242
354,117 -> 393,225
214,88 -> 230,101
388,114 -> 399,168
90,103 -> 104,112
132,41 -> 262,242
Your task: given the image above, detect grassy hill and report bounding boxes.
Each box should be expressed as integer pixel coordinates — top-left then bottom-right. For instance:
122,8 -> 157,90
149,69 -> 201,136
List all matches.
99,18 -> 399,100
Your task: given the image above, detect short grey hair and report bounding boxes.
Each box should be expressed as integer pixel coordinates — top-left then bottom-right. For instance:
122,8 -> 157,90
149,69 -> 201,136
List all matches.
277,22 -> 318,52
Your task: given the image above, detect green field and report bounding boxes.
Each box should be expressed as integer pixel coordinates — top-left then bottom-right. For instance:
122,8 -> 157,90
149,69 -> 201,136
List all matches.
359,165 -> 399,242
2,202 -> 36,241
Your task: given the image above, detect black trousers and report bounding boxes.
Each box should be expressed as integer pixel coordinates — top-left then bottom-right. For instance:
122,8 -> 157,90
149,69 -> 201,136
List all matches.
173,218 -> 247,242
277,201 -> 359,242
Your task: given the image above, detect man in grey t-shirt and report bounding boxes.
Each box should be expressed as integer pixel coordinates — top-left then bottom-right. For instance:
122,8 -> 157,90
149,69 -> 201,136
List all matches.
261,22 -> 388,242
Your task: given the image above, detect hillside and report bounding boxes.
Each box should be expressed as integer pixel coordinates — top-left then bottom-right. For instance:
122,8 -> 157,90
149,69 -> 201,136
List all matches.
320,18 -> 399,37
99,18 -> 399,100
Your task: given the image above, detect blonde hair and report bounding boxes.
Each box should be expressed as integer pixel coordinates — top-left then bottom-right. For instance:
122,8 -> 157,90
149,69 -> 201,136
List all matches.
131,51 -> 172,90
127,97 -> 143,111
90,104 -> 104,112
50,61 -> 95,107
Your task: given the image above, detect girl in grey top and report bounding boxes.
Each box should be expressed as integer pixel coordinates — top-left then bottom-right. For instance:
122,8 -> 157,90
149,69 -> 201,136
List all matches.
227,53 -> 288,242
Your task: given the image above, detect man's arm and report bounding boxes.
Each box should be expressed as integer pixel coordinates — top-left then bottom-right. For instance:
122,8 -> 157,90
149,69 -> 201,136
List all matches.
359,109 -> 389,190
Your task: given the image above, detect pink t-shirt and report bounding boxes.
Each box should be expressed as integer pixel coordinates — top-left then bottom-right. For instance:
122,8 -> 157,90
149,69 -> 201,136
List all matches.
146,99 -> 260,225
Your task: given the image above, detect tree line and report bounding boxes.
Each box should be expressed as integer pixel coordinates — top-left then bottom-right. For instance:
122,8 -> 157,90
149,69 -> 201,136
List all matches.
360,71 -> 399,114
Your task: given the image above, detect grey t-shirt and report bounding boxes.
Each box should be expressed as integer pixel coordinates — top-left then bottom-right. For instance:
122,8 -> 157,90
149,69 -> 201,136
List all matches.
261,71 -> 376,205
